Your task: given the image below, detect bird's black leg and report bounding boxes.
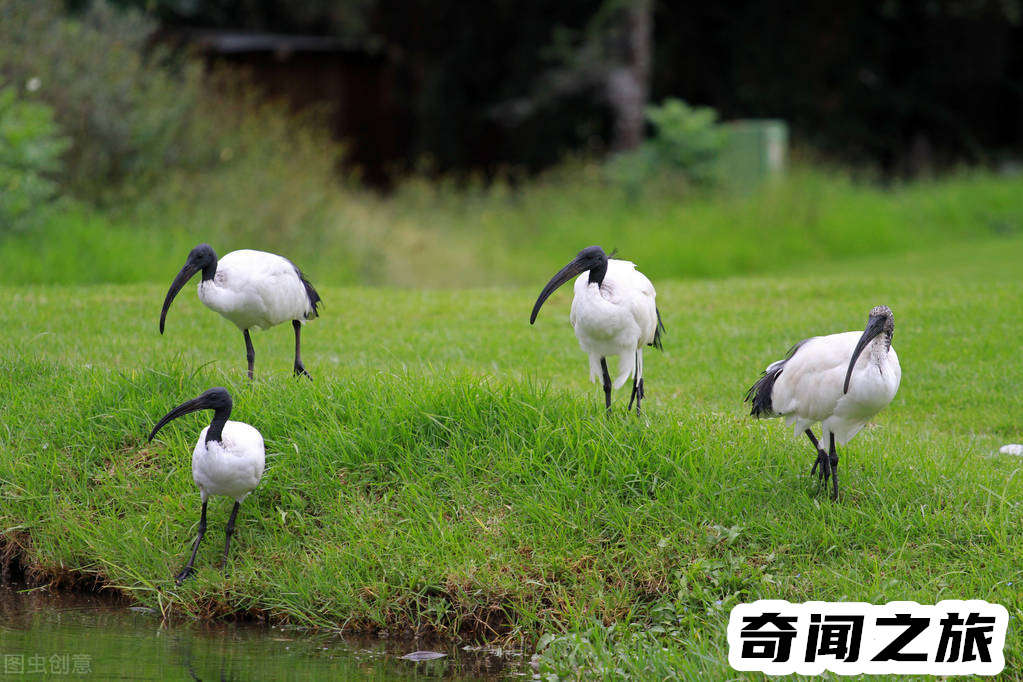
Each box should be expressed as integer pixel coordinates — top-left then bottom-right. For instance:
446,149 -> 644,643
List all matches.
627,353 -> 639,413
292,320 -> 312,380
220,501 -> 241,570
243,330 -> 255,380
176,499 -> 207,585
806,429 -> 829,487
627,352 -> 645,417
600,358 -> 612,411
804,428 -> 821,452
829,433 -> 839,501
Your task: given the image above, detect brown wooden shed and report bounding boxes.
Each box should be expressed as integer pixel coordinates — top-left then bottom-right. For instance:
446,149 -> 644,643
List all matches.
185,30 -> 409,186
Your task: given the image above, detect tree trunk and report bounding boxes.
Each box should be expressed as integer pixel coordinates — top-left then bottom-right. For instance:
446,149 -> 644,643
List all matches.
607,0 -> 652,152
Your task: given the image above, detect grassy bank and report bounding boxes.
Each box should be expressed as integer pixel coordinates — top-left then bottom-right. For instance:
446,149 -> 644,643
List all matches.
1,233 -> 1020,678
2,168 -> 1021,288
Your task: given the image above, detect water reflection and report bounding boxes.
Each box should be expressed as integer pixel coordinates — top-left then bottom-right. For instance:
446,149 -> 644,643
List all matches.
0,588 -> 525,680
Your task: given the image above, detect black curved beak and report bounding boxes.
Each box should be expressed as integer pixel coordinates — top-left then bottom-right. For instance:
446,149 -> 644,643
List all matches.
159,262 -> 200,334
530,256 -> 590,324
148,395 -> 211,442
843,315 -> 887,394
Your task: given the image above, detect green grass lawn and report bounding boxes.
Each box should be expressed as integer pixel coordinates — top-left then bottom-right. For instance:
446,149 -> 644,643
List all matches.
0,233 -> 1021,679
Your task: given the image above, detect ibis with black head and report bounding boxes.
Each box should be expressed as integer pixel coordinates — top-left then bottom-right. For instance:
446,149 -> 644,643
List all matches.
745,305 -> 901,499
159,244 -> 321,379
148,387 -> 264,584
530,246 -> 664,415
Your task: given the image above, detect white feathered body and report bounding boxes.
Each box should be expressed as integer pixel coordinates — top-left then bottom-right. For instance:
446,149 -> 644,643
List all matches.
767,331 -> 901,445
197,250 -> 316,331
569,259 -> 658,389
192,421 -> 265,503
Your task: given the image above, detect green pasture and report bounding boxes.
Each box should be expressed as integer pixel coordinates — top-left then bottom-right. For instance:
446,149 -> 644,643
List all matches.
1,230 -> 1020,679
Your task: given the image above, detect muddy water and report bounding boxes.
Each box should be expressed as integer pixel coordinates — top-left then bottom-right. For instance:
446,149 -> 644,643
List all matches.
0,588 -> 527,680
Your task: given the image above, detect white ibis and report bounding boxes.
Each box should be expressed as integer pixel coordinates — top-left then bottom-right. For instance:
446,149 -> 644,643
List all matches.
530,246 -> 664,415
159,244 -> 322,379
148,387 -> 265,584
745,305 -> 901,499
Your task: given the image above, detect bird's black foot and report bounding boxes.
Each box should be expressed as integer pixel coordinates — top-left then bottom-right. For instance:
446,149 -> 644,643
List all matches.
294,362 -> 312,380
810,449 -> 828,479
810,449 -> 831,491
174,566 -> 195,585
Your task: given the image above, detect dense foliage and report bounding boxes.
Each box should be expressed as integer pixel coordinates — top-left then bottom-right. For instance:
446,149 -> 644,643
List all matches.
0,86 -> 69,230
0,0 -> 206,200
5,0 -> 1019,205
0,0 -> 346,223
108,0 -> 1023,175
608,99 -> 729,196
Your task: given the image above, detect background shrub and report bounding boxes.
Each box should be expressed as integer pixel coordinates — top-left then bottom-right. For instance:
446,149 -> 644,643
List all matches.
608,98 -> 728,197
0,0 -> 201,201
0,85 -> 69,231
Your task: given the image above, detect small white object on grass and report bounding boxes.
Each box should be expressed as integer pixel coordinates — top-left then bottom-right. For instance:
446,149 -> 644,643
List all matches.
999,444 -> 1023,456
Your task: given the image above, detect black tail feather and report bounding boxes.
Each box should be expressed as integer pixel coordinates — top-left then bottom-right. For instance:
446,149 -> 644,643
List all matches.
292,264 -> 322,319
745,365 -> 782,418
744,339 -> 807,418
649,306 -> 666,351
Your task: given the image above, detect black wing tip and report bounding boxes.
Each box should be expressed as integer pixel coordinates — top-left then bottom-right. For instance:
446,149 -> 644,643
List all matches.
648,306 -> 666,351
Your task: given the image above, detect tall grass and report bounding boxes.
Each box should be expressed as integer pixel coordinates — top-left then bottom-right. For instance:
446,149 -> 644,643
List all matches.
3,166 -> 1021,288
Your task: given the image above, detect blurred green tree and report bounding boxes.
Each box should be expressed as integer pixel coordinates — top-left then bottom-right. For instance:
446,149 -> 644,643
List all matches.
607,98 -> 728,198
0,0 -> 202,200
0,86 -> 70,230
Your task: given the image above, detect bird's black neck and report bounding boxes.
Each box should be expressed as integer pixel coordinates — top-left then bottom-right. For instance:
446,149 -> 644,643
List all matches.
588,261 -> 608,287
205,405 -> 231,444
200,259 -> 218,282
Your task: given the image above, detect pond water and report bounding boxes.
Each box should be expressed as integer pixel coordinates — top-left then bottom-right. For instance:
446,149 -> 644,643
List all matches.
0,587 -> 528,680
